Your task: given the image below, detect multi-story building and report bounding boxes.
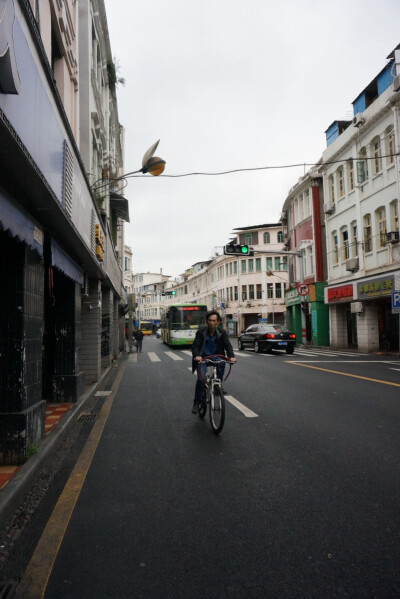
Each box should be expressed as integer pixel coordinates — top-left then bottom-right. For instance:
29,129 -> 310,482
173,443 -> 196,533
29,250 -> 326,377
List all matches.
319,44 -> 400,352
0,0 -> 126,463
168,224 -> 289,336
281,167 -> 330,346
133,271 -> 172,326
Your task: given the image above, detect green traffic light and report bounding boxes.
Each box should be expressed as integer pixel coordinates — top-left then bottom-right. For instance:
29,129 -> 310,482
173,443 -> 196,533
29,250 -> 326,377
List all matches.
241,245 -> 249,254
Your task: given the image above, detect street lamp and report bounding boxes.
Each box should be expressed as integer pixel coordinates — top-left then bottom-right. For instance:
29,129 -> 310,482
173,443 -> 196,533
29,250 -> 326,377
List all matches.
91,140 -> 166,193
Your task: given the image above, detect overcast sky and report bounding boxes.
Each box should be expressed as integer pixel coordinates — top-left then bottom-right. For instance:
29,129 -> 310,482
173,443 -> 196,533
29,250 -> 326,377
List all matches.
104,0 -> 400,279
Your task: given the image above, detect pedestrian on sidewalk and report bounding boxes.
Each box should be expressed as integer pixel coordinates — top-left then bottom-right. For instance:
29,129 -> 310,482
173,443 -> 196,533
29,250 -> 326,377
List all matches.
133,328 -> 144,352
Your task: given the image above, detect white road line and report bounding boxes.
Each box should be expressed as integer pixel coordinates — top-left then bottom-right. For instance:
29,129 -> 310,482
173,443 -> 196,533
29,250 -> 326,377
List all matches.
148,352 -> 161,362
182,350 -> 192,356
390,368 -> 400,371
286,360 -> 398,363
165,351 -> 184,361
225,395 -> 258,418
234,352 -> 251,358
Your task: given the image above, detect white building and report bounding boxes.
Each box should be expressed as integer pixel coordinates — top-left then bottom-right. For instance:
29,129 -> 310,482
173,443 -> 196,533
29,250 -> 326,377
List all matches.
319,45 -> 400,352
166,224 -> 289,336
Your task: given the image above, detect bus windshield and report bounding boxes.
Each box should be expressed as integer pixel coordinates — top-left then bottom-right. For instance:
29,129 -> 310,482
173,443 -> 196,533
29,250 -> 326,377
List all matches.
167,305 -> 206,329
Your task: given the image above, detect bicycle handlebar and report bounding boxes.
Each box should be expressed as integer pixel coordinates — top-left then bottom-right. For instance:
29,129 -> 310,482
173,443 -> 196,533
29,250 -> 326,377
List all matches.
196,354 -> 235,385
198,354 -> 236,364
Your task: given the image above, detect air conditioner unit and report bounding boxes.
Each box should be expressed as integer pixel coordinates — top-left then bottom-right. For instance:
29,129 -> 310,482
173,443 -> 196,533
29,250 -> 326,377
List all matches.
353,113 -> 365,128
324,202 -> 335,215
351,302 -> 363,314
393,74 -> 400,92
387,231 -> 400,243
345,258 -> 359,272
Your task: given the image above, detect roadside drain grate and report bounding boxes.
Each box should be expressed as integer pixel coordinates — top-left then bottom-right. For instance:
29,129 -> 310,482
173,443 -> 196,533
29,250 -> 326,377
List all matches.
77,412 -> 97,422
0,582 -> 18,598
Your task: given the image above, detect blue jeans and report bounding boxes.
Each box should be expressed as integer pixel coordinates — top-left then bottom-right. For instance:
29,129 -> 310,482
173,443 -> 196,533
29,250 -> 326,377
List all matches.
194,359 -> 225,404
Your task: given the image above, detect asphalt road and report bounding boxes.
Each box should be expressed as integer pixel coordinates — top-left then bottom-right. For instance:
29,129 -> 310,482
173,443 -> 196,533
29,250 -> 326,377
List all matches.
14,338 -> 400,598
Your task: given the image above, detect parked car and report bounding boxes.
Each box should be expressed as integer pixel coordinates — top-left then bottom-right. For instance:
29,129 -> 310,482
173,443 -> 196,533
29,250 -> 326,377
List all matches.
238,324 -> 296,354
156,328 -> 161,339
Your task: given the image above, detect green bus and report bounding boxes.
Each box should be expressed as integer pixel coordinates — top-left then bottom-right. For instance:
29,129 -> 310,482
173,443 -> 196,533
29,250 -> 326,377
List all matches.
161,304 -> 207,346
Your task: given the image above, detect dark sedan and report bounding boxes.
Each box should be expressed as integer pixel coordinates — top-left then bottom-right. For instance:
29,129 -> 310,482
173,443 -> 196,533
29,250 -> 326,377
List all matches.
238,324 -> 296,354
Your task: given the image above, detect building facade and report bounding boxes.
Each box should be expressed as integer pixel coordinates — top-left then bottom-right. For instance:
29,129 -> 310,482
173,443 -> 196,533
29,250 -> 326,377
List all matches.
319,45 -> 400,352
0,0 -> 126,463
282,168 -> 330,346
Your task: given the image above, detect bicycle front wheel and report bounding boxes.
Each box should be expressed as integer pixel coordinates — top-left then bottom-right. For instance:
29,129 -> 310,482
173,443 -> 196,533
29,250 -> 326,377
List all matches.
209,385 -> 225,434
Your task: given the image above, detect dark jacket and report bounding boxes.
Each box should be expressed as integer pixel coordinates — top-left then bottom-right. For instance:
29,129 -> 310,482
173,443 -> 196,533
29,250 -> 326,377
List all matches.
191,326 -> 235,372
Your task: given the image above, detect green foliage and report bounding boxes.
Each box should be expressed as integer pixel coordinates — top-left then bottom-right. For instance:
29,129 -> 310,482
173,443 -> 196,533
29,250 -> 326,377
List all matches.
27,443 -> 39,457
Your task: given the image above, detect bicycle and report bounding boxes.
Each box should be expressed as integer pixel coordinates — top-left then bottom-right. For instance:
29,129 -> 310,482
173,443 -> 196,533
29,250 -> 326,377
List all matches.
196,354 -> 234,434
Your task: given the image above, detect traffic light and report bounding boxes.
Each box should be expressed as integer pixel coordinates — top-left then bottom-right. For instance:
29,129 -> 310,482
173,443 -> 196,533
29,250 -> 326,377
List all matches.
223,243 -> 254,256
163,290 -> 177,296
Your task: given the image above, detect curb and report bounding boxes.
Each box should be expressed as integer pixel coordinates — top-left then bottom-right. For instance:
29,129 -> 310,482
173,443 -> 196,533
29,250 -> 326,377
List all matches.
0,360 -> 119,532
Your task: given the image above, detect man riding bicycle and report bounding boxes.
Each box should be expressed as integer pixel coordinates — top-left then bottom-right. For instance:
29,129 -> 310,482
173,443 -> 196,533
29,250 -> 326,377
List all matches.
191,310 -> 236,414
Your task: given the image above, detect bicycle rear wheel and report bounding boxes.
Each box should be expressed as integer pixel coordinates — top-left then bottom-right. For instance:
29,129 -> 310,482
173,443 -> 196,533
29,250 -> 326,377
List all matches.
209,385 -> 225,434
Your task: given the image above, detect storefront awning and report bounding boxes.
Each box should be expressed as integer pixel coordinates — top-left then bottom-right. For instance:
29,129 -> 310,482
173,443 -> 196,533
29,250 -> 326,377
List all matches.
110,192 -> 130,222
0,191 -> 44,256
51,239 -> 84,285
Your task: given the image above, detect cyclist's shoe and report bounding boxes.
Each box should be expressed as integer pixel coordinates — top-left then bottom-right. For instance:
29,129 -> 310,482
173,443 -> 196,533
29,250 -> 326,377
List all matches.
192,402 -> 199,414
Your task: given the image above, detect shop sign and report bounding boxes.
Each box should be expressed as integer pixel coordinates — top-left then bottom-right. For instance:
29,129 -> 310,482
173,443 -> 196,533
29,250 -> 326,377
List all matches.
326,284 -> 353,304
358,276 -> 393,299
285,288 -> 301,306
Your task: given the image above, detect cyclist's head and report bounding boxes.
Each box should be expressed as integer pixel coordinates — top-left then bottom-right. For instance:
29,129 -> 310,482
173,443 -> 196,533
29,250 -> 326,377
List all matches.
206,310 -> 221,330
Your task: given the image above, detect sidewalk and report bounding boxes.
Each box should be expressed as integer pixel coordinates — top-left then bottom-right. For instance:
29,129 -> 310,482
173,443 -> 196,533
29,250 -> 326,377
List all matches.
0,357 -> 123,531
0,404 -> 74,491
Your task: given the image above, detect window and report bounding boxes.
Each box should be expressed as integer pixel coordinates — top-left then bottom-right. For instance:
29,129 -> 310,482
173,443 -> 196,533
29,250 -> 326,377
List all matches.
357,148 -> 369,183
337,167 -> 345,198
256,284 -> 262,299
242,285 -> 247,301
277,231 -> 283,243
298,194 -> 304,222
267,283 -> 273,298
281,256 -> 288,271
363,214 -> 372,252
233,261 -> 237,274
266,257 -> 272,271
390,200 -> 398,231
229,287 -> 233,301
376,207 -> 386,248
332,232 -> 339,264
386,127 -> 395,166
351,222 -> 358,257
234,286 -> 238,300
329,175 -> 335,203
248,259 -> 254,273
371,136 -> 382,175
341,229 -> 349,260
274,257 -> 281,270
263,232 -> 270,244
275,283 -> 282,298
241,260 -> 246,273
304,190 -> 310,218
244,233 -> 254,245
249,284 -> 254,300
256,258 -> 261,272
348,159 -> 354,191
